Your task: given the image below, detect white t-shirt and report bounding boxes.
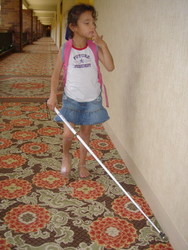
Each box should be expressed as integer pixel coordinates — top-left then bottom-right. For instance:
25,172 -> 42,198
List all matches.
64,45 -> 101,102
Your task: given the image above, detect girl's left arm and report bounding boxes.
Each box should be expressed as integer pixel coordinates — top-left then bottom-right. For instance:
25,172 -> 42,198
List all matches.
92,30 -> 115,72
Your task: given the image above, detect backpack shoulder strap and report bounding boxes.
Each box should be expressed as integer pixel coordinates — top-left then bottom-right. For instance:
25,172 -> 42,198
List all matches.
87,40 -> 98,64
87,40 -> 109,107
62,39 -> 72,85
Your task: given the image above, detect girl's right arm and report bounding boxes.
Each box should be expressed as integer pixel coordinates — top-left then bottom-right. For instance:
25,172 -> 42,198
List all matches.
47,48 -> 63,111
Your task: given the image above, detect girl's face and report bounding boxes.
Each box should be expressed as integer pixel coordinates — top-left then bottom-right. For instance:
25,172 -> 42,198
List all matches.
71,11 -> 96,39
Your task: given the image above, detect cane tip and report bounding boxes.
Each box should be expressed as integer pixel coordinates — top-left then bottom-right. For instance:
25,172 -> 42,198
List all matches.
160,232 -> 167,240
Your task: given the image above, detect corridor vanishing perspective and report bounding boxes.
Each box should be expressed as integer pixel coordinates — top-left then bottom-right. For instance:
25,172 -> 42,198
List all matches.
0,38 -> 173,249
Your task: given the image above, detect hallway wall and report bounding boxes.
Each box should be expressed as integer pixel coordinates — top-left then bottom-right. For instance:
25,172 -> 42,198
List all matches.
94,0 -> 188,249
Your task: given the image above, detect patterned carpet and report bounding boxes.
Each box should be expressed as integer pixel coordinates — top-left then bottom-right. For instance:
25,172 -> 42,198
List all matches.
0,38 -> 173,249
0,52 -> 56,76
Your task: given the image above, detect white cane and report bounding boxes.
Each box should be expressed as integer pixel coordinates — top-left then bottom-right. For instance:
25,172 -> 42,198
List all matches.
54,107 -> 166,239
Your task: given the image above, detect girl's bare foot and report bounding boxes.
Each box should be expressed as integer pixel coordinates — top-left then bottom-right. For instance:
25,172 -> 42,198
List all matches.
61,154 -> 71,179
78,165 -> 90,178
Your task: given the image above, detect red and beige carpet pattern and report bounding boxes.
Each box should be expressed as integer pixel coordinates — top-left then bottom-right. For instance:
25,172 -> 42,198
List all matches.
0,38 -> 173,249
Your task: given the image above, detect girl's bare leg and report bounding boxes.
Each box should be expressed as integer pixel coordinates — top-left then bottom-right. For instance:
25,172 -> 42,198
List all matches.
61,123 -> 75,178
79,125 -> 93,178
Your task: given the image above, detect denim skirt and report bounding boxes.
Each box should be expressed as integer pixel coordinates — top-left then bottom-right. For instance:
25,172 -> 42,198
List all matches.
54,93 -> 110,125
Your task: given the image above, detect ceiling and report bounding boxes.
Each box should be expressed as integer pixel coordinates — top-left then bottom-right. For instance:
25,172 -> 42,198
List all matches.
22,0 -> 58,26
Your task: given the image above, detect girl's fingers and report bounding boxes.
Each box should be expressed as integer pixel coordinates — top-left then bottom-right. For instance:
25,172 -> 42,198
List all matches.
47,100 -> 57,111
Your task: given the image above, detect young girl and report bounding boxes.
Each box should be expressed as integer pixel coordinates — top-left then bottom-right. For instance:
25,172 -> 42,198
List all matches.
47,4 -> 114,179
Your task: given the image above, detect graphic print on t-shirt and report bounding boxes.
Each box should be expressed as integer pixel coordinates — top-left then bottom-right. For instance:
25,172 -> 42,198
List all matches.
73,53 -> 91,68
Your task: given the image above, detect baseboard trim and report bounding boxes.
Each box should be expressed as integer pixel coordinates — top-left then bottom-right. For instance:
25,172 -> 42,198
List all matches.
104,123 -> 188,250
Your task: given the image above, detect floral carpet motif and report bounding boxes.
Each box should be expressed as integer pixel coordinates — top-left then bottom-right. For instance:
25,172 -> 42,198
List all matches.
0,76 -> 53,100
0,38 -> 174,249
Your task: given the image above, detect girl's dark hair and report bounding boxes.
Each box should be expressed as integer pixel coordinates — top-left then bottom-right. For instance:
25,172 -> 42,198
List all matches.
65,4 -> 97,40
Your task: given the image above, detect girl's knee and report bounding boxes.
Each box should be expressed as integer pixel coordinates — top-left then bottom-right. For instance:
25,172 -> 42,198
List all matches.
80,125 -> 92,136
80,129 -> 92,142
63,123 -> 75,141
63,131 -> 74,141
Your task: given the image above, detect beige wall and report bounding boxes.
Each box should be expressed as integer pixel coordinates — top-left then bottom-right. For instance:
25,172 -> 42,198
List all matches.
94,0 -> 188,249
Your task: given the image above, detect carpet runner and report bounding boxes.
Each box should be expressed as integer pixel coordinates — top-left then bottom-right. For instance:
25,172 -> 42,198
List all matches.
0,38 -> 173,249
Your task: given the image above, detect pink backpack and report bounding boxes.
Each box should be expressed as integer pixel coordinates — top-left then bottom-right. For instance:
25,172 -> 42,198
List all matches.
62,39 -> 109,107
